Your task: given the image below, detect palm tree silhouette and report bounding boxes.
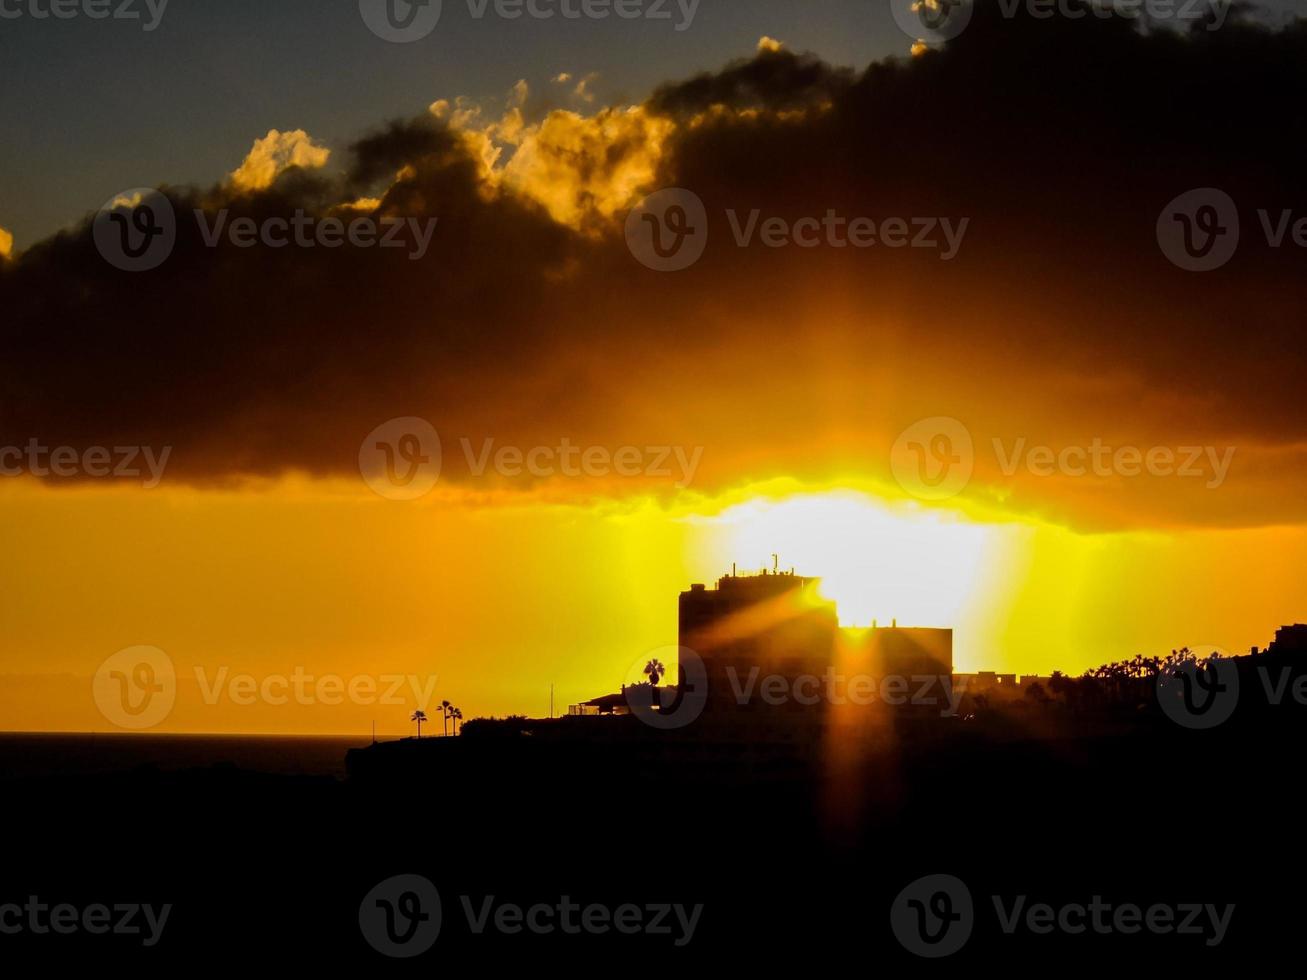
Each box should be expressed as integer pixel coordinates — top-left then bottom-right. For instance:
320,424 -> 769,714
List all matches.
411,709 -> 428,739
440,699 -> 452,737
451,707 -> 463,735
644,659 -> 666,687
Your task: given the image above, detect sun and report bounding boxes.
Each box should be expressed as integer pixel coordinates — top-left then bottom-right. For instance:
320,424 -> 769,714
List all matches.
706,490 -> 998,630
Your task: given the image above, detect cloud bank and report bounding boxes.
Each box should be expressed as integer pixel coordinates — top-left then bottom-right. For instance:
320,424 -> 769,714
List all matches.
2,5 -> 1305,532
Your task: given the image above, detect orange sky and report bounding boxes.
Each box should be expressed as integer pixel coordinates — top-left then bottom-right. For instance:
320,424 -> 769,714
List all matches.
3,476 -> 1304,736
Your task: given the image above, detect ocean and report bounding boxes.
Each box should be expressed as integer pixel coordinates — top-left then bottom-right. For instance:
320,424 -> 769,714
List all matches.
0,731 -> 376,780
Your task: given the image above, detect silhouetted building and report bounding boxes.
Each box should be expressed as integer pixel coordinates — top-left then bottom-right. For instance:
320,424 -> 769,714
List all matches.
1267,624 -> 1307,656
678,569 -> 952,716
569,684 -> 677,716
952,672 -> 1053,700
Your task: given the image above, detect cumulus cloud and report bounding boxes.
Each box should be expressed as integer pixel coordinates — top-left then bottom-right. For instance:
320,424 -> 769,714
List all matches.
499,105 -> 674,229
2,4 -> 1306,532
229,128 -> 332,192
426,81 -> 673,230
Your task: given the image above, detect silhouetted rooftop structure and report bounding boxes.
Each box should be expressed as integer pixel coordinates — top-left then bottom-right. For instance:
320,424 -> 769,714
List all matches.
1268,624 -> 1307,655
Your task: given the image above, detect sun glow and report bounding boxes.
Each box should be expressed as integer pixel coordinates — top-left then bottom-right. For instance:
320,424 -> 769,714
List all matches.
707,491 -> 1001,630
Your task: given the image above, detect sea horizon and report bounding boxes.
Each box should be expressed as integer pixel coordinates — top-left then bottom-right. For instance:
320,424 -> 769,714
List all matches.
0,730 -> 382,780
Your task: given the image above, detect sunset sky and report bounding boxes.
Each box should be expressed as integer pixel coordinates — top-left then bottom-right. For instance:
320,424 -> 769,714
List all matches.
3,2 -> 1306,735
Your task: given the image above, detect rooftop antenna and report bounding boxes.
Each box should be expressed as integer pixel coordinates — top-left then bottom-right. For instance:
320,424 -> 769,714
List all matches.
772,554 -> 779,575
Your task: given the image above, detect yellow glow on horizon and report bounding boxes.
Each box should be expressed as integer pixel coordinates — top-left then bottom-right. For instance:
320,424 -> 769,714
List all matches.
3,476 -> 1307,733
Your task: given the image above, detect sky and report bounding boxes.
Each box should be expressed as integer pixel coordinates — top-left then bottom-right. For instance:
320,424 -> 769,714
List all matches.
2,0 -> 1296,247
0,0 -> 911,249
2,1 -> 1306,735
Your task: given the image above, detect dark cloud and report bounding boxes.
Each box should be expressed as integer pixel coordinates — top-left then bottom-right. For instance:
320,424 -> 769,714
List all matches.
648,44 -> 855,116
2,3 -> 1306,531
344,115 -> 463,197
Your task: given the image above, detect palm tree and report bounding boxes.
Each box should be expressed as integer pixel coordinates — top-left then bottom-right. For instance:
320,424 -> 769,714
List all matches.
451,707 -> 463,735
643,659 -> 667,708
411,709 -> 428,739
440,699 -> 452,737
